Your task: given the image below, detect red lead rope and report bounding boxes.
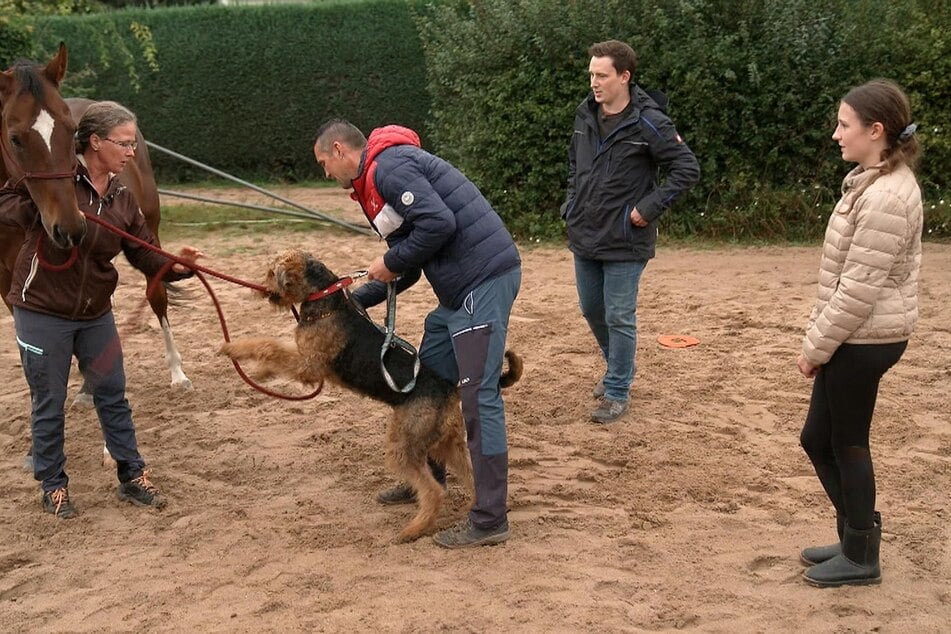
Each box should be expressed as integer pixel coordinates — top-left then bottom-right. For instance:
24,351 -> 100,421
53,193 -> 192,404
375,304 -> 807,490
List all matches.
78,211 -> 357,401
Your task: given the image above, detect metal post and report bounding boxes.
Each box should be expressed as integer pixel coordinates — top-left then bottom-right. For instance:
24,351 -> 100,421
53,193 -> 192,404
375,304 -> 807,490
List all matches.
146,140 -> 371,236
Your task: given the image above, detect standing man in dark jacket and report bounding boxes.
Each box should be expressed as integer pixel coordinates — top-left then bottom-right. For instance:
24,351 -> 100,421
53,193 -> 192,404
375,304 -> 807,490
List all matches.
562,40 -> 700,424
313,120 -> 521,548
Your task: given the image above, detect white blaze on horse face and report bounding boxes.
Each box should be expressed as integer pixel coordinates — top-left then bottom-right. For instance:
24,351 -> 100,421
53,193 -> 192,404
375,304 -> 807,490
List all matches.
31,109 -> 56,154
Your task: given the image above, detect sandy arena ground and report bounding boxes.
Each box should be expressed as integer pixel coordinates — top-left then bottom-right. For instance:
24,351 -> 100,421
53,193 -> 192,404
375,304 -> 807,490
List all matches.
1,188 -> 949,632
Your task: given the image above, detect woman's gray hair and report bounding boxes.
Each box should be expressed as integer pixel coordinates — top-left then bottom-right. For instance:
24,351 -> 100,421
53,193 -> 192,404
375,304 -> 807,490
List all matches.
75,101 -> 137,154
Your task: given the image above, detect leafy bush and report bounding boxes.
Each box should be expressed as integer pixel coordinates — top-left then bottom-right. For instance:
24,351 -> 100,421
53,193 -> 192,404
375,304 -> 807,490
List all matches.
32,0 -> 432,182
0,5 -> 35,67
417,0 -> 950,241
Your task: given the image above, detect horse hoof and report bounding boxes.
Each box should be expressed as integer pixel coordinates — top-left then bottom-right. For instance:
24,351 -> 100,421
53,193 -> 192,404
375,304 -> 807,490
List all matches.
22,454 -> 34,471
102,446 -> 117,469
73,392 -> 94,408
172,378 -> 193,391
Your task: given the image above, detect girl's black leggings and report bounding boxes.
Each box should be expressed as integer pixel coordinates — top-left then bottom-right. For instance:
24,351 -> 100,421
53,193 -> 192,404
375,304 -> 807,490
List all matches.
799,341 -> 907,530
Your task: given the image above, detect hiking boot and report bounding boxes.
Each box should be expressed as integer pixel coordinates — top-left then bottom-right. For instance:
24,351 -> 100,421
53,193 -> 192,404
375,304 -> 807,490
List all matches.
593,378 -> 605,399
376,483 -> 417,506
42,487 -> 77,519
591,398 -> 628,424
433,519 -> 510,549
117,470 -> 166,509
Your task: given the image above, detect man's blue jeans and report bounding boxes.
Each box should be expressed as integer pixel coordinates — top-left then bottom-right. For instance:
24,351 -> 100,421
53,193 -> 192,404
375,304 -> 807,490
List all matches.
573,256 -> 647,403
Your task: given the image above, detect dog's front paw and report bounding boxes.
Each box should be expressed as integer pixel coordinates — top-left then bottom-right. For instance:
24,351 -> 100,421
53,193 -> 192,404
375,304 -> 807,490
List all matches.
218,342 -> 237,358
219,341 -> 252,361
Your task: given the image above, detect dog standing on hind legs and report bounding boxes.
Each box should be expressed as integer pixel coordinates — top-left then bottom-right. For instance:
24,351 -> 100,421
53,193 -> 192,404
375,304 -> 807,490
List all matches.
219,249 -> 522,542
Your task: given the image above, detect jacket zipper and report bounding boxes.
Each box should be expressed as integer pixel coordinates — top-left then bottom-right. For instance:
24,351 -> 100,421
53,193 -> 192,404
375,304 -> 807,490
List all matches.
70,193 -> 103,319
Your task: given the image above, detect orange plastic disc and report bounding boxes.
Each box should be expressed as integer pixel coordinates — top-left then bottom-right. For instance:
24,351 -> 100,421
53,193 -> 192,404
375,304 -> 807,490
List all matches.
657,334 -> 700,349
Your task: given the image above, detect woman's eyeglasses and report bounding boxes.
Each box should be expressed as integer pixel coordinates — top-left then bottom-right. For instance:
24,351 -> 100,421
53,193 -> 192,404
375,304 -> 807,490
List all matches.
104,138 -> 138,151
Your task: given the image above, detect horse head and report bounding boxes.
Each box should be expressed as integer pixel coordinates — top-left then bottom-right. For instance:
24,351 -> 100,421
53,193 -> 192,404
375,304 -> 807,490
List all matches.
0,43 -> 86,248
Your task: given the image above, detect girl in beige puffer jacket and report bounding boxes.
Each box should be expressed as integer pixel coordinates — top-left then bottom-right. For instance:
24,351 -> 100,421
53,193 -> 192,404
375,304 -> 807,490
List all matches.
797,80 -> 923,588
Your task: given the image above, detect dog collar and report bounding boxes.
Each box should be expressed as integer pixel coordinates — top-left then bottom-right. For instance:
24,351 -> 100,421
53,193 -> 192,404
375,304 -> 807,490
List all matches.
304,270 -> 368,302
305,278 -> 353,302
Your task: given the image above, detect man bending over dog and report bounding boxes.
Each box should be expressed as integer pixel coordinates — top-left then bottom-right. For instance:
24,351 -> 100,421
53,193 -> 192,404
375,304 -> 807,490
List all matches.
313,120 -> 521,549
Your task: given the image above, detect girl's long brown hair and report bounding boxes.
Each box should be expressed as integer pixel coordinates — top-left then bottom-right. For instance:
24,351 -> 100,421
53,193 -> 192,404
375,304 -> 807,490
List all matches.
842,79 -> 920,175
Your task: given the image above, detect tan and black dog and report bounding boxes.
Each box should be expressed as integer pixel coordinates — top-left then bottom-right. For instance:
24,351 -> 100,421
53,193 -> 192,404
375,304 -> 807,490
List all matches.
220,249 -> 522,542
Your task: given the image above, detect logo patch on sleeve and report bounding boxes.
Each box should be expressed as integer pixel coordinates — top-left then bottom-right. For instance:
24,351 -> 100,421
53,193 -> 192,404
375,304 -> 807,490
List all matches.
400,191 -> 415,206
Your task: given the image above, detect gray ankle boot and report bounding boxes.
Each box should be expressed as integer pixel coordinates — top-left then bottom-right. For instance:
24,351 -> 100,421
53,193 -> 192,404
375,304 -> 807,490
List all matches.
802,521 -> 882,587
800,511 -> 881,566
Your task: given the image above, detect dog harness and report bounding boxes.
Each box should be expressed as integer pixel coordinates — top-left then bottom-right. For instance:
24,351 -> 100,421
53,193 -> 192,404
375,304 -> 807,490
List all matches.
303,271 -> 421,393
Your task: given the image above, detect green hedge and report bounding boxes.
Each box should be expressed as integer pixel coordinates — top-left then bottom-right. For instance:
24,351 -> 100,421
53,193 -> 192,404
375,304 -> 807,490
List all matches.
32,0 -> 432,181
416,0 -> 950,241
19,0 -> 950,241
0,15 -> 34,67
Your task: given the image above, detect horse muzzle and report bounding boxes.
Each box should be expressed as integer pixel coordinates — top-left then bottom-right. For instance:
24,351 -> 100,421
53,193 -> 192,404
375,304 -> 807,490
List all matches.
47,215 -> 88,249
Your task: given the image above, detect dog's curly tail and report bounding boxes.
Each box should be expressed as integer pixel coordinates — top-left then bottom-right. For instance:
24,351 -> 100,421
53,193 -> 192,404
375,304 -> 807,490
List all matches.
500,350 -> 523,388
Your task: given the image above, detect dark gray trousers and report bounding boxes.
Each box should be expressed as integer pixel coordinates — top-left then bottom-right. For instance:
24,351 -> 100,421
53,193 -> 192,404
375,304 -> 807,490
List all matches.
14,307 -> 145,492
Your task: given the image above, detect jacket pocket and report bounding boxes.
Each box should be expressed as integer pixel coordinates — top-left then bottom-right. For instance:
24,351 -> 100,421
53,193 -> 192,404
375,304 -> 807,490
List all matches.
620,204 -> 632,240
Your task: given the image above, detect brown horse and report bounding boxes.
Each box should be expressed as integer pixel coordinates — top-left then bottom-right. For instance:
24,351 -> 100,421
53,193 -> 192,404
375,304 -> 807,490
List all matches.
0,44 -> 192,397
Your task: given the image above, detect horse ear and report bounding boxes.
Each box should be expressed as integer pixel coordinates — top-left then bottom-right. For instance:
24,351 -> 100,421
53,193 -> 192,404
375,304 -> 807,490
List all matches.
43,42 -> 68,87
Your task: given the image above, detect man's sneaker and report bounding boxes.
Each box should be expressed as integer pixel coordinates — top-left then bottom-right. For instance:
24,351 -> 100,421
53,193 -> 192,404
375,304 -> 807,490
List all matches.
433,519 -> 510,549
117,470 -> 166,509
42,487 -> 77,519
591,398 -> 628,424
593,378 -> 606,399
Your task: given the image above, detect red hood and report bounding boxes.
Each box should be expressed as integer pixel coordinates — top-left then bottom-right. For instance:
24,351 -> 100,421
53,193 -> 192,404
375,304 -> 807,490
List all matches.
350,126 -> 421,224
361,125 -> 420,169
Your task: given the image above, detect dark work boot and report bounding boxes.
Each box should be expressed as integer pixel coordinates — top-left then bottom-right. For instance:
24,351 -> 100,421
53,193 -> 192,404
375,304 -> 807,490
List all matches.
377,459 -> 447,505
802,521 -> 882,587
800,512 -> 881,566
376,483 -> 417,505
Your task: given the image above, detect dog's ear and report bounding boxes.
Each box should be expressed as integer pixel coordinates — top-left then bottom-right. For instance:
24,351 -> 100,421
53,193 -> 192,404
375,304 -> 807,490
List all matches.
303,257 -> 339,290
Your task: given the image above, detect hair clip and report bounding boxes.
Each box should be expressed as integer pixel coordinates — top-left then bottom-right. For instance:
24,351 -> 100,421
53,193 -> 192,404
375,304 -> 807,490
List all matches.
898,122 -> 917,143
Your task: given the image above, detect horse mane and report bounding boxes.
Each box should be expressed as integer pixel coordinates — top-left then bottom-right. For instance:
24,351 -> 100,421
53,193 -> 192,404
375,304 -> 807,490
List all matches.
9,61 -> 46,99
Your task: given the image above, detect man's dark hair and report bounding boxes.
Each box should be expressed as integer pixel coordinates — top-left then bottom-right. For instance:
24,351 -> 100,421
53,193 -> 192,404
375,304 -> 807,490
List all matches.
313,119 -> 367,152
588,40 -> 638,77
